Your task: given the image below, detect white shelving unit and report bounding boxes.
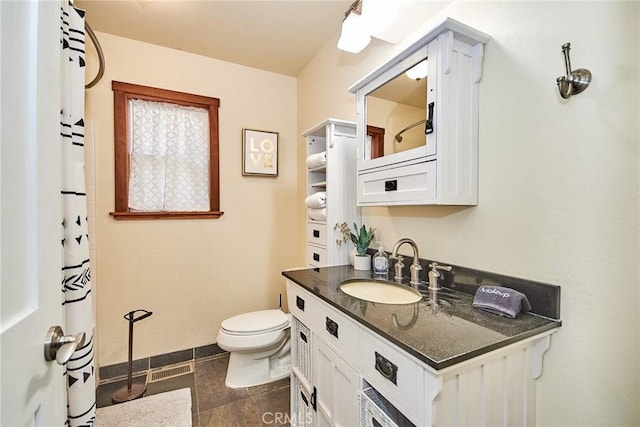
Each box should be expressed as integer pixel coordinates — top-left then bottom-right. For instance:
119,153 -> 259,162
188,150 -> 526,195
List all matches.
303,119 -> 359,268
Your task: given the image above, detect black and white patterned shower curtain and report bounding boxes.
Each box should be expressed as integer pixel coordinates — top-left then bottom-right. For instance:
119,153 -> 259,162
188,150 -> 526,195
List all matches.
61,3 -> 96,426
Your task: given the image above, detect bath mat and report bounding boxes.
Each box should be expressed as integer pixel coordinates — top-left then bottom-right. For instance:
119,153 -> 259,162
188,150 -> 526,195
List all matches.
95,388 -> 191,427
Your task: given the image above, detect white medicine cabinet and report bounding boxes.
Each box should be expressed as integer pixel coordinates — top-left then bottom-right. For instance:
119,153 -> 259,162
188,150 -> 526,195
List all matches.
349,17 -> 490,206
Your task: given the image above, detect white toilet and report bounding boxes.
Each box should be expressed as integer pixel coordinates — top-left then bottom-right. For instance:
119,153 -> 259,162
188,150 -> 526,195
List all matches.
216,309 -> 291,389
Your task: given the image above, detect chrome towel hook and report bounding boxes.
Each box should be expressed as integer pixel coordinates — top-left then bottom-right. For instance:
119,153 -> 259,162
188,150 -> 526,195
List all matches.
556,42 -> 592,99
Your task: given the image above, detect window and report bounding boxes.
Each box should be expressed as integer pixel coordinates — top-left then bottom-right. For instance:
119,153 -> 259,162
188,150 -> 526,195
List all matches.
367,125 -> 385,159
111,81 -> 222,219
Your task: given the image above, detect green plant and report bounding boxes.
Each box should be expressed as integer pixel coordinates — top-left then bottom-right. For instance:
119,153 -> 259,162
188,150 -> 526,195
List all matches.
334,222 -> 375,256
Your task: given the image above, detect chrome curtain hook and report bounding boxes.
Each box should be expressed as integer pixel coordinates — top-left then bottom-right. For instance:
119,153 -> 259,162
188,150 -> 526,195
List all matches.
556,42 -> 592,99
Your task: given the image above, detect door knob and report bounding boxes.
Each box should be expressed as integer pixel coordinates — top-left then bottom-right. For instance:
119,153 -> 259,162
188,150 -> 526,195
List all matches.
44,326 -> 86,365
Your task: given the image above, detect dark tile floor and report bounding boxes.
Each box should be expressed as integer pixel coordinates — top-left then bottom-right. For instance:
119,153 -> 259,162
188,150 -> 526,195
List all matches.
96,353 -> 291,426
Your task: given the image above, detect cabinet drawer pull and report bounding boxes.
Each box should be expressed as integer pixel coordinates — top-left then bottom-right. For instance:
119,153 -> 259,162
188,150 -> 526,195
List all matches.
425,101 -> 435,134
300,391 -> 308,406
311,386 -> 317,411
325,317 -> 339,338
313,252 -> 320,262
296,296 -> 305,311
375,351 -> 398,385
313,229 -> 320,238
299,331 -> 307,343
385,179 -> 397,192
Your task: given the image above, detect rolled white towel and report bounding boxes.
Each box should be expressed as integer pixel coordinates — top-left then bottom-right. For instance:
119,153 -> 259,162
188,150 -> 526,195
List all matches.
305,192 -> 326,209
307,207 -> 327,221
306,151 -> 326,169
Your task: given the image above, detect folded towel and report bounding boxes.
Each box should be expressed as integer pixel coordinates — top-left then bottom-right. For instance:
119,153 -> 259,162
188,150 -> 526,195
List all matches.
307,207 -> 327,221
305,192 -> 326,209
472,286 -> 532,319
306,152 -> 326,169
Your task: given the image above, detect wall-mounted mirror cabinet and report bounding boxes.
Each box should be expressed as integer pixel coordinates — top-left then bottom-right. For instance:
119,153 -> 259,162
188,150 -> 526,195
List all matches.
350,17 -> 490,206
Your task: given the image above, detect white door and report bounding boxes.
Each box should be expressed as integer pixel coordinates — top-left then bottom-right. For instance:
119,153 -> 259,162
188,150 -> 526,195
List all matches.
1,1 -> 66,425
314,339 -> 360,427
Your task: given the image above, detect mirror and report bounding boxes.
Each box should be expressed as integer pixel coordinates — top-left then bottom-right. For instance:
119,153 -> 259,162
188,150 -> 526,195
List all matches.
353,36 -> 438,172
365,58 -> 429,160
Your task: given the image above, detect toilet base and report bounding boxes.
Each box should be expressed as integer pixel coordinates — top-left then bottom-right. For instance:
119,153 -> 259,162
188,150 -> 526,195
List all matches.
224,350 -> 291,389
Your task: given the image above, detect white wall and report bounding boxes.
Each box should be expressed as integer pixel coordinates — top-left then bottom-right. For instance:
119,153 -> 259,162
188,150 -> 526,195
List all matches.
297,1 -> 639,425
85,33 -> 298,367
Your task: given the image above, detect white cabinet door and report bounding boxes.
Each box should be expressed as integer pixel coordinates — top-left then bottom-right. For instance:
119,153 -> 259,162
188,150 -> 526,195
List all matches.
314,338 -> 360,427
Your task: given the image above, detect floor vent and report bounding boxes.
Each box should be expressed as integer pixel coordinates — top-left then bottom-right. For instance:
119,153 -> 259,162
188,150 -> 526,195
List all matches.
147,361 -> 194,383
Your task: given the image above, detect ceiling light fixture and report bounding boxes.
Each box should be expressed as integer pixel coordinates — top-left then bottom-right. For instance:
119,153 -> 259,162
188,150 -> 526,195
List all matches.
405,59 -> 429,80
337,0 -> 371,54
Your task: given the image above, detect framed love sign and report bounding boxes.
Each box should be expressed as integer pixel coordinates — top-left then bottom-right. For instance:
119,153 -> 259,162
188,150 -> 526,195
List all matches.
242,128 -> 279,177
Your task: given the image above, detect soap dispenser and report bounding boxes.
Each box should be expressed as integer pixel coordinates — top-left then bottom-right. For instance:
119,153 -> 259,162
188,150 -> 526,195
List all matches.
373,245 -> 390,277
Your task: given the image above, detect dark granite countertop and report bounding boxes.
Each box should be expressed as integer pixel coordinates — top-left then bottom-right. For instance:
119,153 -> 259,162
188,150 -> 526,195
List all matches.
283,265 -> 562,371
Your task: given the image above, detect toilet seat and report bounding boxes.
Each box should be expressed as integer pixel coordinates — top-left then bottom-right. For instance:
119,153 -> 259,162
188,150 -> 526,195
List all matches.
221,309 -> 290,336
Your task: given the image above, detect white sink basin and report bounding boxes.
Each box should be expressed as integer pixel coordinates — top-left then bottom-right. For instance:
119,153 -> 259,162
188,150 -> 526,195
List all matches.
339,280 -> 422,304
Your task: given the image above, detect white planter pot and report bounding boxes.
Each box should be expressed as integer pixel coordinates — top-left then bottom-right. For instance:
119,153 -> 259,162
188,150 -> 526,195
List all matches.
353,254 -> 371,271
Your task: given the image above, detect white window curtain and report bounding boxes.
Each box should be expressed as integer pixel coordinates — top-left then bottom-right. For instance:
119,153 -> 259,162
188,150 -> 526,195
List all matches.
128,99 -> 210,211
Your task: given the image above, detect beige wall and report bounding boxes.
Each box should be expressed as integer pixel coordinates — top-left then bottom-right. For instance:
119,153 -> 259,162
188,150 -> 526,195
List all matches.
297,1 -> 639,426
85,33 -> 298,367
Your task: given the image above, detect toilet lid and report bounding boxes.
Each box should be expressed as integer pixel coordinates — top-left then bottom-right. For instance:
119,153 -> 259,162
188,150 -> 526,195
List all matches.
221,309 -> 289,335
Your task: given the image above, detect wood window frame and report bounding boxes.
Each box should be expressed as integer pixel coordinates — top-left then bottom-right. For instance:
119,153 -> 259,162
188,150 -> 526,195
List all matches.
110,81 -> 223,220
367,125 -> 385,159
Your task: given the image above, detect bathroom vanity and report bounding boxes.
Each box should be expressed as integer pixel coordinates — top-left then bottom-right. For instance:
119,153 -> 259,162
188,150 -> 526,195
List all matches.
283,265 -> 561,427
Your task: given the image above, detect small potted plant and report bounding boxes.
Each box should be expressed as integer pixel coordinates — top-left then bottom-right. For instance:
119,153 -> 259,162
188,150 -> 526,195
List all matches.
335,222 -> 376,271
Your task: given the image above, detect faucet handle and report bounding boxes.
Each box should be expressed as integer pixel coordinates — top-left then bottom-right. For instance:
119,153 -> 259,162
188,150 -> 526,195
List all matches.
394,255 -> 404,282
429,262 -> 452,272
427,262 -> 452,291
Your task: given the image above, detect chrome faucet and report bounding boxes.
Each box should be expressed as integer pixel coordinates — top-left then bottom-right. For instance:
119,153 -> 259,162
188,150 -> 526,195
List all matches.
390,238 -> 422,286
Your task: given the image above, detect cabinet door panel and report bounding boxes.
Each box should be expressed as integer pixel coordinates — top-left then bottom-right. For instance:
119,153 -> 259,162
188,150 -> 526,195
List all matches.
307,244 -> 327,267
358,160 -> 437,206
314,338 -> 360,427
361,330 -> 423,424
292,373 -> 315,427
287,281 -> 317,327
307,222 -> 327,247
314,303 -> 361,370
291,318 -> 313,385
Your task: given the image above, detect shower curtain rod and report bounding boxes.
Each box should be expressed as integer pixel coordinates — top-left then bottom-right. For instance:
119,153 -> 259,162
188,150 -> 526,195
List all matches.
85,21 -> 105,89
394,119 -> 427,143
